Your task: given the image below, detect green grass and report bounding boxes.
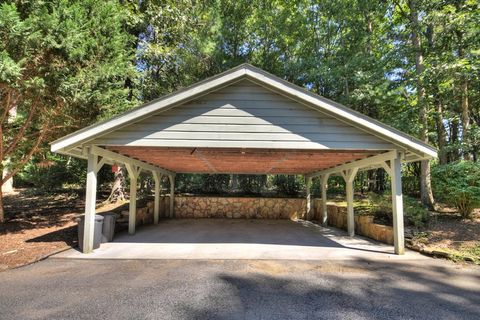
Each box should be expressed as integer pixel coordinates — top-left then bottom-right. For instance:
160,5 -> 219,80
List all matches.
447,243 -> 480,264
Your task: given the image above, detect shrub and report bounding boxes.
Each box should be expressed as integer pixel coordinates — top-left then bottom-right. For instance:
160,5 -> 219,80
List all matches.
15,154 -> 89,190
403,196 -> 429,227
367,192 -> 429,227
270,175 -> 305,196
432,161 -> 480,219
175,174 -> 231,194
238,175 -> 267,194
324,176 -> 346,196
367,192 -> 391,215
201,174 -> 230,194
174,174 -> 204,194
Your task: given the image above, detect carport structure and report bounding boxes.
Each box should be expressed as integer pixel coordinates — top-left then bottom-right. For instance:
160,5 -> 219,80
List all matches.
51,64 -> 437,255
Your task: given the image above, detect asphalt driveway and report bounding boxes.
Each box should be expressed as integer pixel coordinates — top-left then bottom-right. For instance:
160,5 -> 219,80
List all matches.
1,257 -> 479,319
2,220 -> 479,319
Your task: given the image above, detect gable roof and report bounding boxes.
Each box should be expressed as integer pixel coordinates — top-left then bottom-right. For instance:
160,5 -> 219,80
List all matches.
51,64 -> 437,160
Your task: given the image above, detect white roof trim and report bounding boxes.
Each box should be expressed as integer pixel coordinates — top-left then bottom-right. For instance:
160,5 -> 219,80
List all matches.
51,64 -> 437,159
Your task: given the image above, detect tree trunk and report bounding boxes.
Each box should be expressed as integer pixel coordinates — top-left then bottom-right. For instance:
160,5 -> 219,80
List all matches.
0,188 -> 3,223
367,170 -> 376,192
450,119 -> 460,162
435,99 -> 448,164
0,160 -> 4,223
455,13 -> 471,161
230,174 -> 238,191
426,22 -> 448,165
460,79 -> 470,160
106,167 -> 127,203
408,0 -> 434,209
377,168 -> 385,192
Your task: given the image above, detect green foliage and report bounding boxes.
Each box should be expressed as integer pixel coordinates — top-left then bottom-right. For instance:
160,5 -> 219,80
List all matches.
131,0 -> 215,101
270,175 -> 305,196
175,174 -> 230,194
1,0 -> 137,188
175,174 -> 205,194
15,154 -> 113,190
15,155 -> 86,190
432,161 -> 480,218
367,192 -> 429,227
237,175 -> 267,195
201,174 -> 230,194
404,196 -> 430,227
367,192 -> 391,218
326,176 -> 347,196
401,163 -> 421,196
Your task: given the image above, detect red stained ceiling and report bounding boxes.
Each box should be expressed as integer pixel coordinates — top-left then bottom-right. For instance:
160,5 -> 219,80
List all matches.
106,146 -> 381,175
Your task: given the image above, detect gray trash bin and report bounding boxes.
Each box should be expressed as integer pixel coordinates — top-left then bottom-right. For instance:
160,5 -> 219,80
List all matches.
101,213 -> 117,243
77,215 -> 104,251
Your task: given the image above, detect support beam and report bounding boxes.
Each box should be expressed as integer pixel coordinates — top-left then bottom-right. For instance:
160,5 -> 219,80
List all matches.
306,150 -> 397,179
97,157 -> 107,172
168,175 -> 175,218
380,161 -> 392,176
82,150 -> 105,253
321,174 -> 330,226
390,153 -> 405,255
90,145 -> 174,177
343,168 -> 358,237
305,176 -> 312,220
153,171 -> 161,224
126,164 -> 141,235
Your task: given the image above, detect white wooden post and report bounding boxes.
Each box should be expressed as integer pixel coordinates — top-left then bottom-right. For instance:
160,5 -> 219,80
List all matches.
83,152 -> 98,253
168,174 -> 175,218
126,164 -> 141,235
153,171 -> 161,224
343,168 -> 358,237
321,174 -> 330,226
390,153 -> 405,255
305,176 -> 312,220
83,149 -> 104,253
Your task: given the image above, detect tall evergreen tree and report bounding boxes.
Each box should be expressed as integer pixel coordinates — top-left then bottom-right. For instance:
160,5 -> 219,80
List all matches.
0,0 -> 137,221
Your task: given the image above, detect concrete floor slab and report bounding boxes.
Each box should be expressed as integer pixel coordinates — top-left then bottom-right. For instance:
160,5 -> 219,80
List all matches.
53,219 -> 427,261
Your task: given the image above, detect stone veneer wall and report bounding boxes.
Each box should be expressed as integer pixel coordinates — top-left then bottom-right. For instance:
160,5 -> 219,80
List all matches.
174,196 -> 306,219
134,200 -> 155,226
132,196 -> 306,225
313,199 -> 394,245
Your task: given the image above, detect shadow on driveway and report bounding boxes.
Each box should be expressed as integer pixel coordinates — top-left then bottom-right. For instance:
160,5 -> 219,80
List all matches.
0,257 -> 479,319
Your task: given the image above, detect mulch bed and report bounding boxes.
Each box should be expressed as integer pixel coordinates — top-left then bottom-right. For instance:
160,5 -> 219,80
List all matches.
410,207 -> 480,263
0,189 -> 126,271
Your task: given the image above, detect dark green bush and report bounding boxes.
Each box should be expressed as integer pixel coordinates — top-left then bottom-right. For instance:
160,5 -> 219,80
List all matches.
175,174 -> 205,194
324,176 -> 346,195
201,174 -> 230,194
15,153 -> 114,191
367,192 -> 429,227
432,161 -> 480,219
367,192 -> 391,216
15,154 -> 86,189
270,175 -> 305,196
238,175 -> 267,194
402,163 -> 421,196
403,196 -> 430,227
175,174 -> 230,194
